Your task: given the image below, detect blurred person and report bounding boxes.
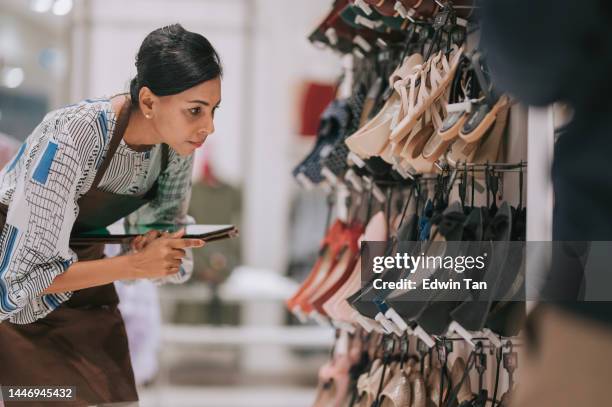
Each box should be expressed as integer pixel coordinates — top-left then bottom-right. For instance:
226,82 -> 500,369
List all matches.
481,1 -> 612,406
0,23 -> 221,406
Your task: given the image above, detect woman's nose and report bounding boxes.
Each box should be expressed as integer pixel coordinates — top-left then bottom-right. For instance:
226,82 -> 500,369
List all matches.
201,117 -> 215,135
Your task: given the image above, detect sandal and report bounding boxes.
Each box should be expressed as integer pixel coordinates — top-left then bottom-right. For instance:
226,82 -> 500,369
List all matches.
391,45 -> 464,142
309,222 -> 364,315
286,220 -> 346,316
345,53 -> 424,158
421,57 -> 471,162
459,95 -> 511,143
470,100 -> 511,164
323,211 -> 387,322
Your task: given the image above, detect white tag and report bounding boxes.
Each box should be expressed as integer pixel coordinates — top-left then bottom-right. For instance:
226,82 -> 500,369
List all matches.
355,15 -> 382,30
325,27 -> 338,46
482,328 -> 503,348
353,35 -> 372,53
296,173 -> 314,190
336,329 -> 350,355
337,184 -> 350,222
456,17 -> 468,27
394,1 -> 409,18
447,101 -> 473,113
355,314 -> 376,332
372,183 -> 386,203
348,152 -> 366,168
376,38 -> 388,48
375,312 -> 402,336
413,325 -> 435,348
292,306 -> 308,324
385,308 -> 410,333
447,321 -> 475,348
353,48 -> 365,59
320,144 -> 334,158
354,0 -> 373,15
322,166 -> 339,187
345,169 -> 363,192
310,310 -> 331,327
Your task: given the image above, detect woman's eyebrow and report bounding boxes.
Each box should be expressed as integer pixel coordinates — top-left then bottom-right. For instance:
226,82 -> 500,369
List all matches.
187,99 -> 222,107
187,99 -> 210,106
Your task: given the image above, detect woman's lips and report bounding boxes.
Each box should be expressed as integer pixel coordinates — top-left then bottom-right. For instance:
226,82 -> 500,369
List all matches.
188,140 -> 204,148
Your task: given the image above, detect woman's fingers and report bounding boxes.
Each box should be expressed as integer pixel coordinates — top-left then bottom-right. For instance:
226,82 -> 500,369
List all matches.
131,235 -> 144,251
171,248 -> 186,259
167,238 -> 205,249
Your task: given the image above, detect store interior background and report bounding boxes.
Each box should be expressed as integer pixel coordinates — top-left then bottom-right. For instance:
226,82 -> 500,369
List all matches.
0,0 -> 351,406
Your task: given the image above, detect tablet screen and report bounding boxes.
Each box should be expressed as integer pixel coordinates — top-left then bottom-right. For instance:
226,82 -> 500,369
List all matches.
71,224 -> 238,244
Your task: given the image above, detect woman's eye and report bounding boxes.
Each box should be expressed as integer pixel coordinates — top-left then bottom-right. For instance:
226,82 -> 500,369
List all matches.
189,107 -> 201,116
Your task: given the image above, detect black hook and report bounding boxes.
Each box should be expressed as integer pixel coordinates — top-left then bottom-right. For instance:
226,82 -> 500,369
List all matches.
470,164 -> 475,208
485,163 -> 491,208
518,160 -> 524,211
397,186 -> 415,230
458,165 -> 468,210
385,186 -> 393,240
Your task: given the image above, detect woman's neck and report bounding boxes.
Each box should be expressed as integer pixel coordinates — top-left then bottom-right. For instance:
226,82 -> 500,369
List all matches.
112,95 -> 160,152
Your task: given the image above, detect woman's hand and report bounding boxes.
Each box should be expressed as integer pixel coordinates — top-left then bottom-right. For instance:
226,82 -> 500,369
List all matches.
130,229 -> 163,252
126,228 -> 205,280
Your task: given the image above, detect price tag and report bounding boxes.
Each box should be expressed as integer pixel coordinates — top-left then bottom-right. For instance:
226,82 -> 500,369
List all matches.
503,352 -> 518,374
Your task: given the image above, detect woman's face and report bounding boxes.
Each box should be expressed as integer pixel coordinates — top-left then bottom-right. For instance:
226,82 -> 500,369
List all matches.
148,77 -> 222,156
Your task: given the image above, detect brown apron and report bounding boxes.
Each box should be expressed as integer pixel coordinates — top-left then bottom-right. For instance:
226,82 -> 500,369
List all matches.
0,99 -> 169,407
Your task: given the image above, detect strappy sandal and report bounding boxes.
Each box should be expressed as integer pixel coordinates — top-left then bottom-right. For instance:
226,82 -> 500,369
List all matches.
391,45 -> 464,142
397,117 -> 436,174
421,57 -> 471,163
458,52 -> 511,143
459,95 -> 511,143
470,101 -> 511,164
345,54 -> 424,158
447,98 -> 511,170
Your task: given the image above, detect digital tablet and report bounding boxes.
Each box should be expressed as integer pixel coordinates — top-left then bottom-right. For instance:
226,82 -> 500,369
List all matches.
70,224 -> 238,245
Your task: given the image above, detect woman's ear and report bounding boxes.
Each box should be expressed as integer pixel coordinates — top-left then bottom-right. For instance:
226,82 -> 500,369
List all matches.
138,86 -> 157,118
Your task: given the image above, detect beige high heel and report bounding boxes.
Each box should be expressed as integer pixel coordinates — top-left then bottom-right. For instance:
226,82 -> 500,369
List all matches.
409,370 -> 427,407
378,363 -> 413,407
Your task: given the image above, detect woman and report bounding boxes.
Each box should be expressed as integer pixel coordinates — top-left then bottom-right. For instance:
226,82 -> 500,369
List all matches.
0,24 -> 221,405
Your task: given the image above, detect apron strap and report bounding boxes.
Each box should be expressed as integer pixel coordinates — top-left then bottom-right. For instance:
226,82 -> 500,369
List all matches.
160,142 -> 169,175
91,97 -> 132,189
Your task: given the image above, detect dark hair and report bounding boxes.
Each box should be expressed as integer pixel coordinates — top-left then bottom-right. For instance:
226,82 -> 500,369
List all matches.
129,23 -> 222,106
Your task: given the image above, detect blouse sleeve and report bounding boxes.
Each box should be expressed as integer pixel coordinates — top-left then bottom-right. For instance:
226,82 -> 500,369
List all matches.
123,148 -> 196,285
0,112 -> 105,324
